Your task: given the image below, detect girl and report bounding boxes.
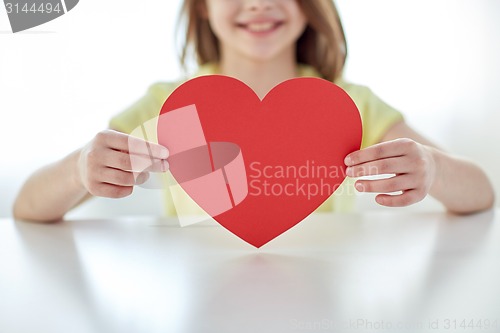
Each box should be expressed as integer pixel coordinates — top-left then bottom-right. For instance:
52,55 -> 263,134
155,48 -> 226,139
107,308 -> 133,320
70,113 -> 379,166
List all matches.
13,0 -> 494,222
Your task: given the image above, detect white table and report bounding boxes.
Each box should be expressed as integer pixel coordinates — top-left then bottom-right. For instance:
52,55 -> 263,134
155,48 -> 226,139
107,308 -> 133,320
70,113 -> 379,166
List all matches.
1,209 -> 499,333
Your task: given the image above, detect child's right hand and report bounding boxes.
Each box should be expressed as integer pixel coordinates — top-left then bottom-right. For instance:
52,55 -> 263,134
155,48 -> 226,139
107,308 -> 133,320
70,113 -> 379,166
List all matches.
77,129 -> 169,198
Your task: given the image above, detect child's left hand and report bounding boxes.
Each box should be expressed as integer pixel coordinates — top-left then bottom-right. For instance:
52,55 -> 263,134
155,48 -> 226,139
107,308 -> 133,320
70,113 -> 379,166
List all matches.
344,138 -> 436,207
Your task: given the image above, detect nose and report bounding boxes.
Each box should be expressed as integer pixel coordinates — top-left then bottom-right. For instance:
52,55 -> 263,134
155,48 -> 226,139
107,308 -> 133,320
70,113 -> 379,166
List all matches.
244,0 -> 274,11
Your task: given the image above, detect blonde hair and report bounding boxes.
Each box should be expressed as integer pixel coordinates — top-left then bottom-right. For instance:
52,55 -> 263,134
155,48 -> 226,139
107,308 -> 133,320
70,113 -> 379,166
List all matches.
177,0 -> 347,82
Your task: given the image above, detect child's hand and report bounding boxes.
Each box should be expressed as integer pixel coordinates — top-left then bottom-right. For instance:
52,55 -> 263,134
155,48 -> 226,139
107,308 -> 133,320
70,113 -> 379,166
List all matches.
344,138 -> 436,207
77,130 -> 169,198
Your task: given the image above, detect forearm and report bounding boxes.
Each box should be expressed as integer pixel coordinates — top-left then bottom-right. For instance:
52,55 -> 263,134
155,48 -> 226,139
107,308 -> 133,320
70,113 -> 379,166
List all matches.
13,149 -> 90,222
428,146 -> 495,214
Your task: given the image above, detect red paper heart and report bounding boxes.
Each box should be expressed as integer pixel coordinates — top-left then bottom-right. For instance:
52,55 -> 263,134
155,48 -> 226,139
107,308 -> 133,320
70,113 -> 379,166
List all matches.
158,75 -> 362,247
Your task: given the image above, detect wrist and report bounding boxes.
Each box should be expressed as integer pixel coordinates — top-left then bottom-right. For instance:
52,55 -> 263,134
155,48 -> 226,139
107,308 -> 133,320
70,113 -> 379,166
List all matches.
425,145 -> 443,196
67,148 -> 86,193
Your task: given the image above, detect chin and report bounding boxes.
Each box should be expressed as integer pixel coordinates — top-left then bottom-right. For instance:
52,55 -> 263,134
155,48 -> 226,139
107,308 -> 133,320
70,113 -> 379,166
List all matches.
240,49 -> 288,64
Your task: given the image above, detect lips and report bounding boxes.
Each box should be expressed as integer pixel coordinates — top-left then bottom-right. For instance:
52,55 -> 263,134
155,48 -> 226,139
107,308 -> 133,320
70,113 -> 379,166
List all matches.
237,21 -> 284,33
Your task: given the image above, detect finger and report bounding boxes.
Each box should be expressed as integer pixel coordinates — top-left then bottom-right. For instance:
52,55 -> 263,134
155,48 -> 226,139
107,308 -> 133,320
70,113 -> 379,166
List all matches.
105,150 -> 168,173
346,156 -> 412,177
96,167 -> 138,187
92,183 -> 134,199
129,153 -> 169,173
97,130 -> 169,159
375,189 -> 425,207
345,138 -> 416,166
99,169 -> 151,187
126,137 -> 169,160
88,183 -> 134,198
354,174 -> 418,193
135,172 -> 150,185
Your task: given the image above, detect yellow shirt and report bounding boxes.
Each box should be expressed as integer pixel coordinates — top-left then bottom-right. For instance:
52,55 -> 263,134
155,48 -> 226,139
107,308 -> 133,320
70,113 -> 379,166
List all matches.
109,63 -> 404,215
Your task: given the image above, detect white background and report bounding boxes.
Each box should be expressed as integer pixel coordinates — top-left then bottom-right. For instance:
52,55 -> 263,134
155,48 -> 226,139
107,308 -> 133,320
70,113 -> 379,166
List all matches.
1,0 -> 499,218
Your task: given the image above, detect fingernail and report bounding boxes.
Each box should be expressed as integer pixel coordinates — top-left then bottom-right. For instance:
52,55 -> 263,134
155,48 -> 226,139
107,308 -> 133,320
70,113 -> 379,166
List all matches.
346,167 -> 353,177
162,160 -> 169,172
344,156 -> 352,166
355,182 -> 364,192
136,172 -> 148,184
161,148 -> 169,159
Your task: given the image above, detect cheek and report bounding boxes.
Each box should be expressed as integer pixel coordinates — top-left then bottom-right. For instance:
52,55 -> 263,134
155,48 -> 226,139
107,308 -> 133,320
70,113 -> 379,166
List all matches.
287,6 -> 308,37
206,5 -> 236,40
294,16 -> 307,36
210,22 -> 235,46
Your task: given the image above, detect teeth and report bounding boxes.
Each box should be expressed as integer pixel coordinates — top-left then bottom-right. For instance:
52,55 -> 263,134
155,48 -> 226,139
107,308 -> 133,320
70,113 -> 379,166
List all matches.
246,22 -> 276,32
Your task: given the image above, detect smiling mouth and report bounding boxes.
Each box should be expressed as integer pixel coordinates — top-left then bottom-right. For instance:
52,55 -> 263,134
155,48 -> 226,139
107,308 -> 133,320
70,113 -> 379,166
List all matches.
237,21 -> 284,34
